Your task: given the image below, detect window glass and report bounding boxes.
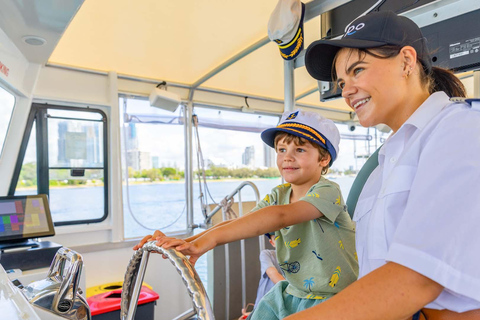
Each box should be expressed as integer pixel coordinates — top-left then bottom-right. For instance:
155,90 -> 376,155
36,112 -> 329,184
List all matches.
48,109 -> 103,120
331,124 -> 387,197
15,122 -> 37,196
49,169 -> 104,223
0,86 -> 15,157
48,117 -> 104,168
191,107 -> 281,226
46,110 -> 106,224
120,97 -> 187,238
12,106 -> 108,225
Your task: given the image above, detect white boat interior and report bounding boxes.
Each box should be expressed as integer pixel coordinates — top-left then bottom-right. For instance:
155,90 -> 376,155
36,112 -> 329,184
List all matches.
0,0 -> 479,319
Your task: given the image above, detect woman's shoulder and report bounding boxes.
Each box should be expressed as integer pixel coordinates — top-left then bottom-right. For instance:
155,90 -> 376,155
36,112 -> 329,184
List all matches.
433,97 -> 480,133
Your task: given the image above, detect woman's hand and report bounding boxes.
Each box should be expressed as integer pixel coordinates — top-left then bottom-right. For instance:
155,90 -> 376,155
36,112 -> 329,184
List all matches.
133,230 -> 166,250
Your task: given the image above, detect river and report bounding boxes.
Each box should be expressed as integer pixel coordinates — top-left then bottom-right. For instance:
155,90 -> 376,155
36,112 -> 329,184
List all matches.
20,176 -> 356,286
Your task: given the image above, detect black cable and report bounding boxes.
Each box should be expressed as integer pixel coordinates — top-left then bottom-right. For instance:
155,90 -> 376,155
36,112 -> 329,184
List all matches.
244,97 -> 250,109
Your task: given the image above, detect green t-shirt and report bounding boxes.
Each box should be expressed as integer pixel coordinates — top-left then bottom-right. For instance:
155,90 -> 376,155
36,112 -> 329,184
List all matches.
253,176 -> 358,299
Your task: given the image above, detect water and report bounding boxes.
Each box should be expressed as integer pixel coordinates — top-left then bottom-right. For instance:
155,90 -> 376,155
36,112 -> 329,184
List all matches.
20,176 -> 356,288
120,176 -> 355,285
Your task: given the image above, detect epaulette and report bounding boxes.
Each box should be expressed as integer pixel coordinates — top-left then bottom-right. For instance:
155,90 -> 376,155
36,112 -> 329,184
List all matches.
449,98 -> 480,111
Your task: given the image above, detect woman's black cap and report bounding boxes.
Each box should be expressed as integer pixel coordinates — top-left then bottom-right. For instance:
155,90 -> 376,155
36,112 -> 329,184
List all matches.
305,11 -> 432,82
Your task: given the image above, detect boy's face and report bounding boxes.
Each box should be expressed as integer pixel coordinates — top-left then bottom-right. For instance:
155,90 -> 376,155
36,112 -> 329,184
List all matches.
276,138 -> 330,188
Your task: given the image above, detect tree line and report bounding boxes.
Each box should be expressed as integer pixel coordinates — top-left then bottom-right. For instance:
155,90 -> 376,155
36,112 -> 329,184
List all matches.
128,165 -> 281,181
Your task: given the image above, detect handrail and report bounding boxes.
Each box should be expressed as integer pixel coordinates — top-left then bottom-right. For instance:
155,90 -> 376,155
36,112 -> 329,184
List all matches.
204,181 -> 260,223
204,180 -> 262,320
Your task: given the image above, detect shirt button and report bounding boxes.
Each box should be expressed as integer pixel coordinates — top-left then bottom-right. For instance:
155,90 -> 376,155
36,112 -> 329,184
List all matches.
390,157 -> 396,163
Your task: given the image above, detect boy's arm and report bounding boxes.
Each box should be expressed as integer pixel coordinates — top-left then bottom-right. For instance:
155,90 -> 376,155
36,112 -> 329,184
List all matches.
158,201 -> 322,263
133,219 -> 235,250
184,219 -> 234,242
284,262 -> 443,320
266,267 -> 285,284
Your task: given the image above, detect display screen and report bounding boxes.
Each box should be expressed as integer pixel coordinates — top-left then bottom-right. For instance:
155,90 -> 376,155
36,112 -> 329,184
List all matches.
0,195 -> 55,243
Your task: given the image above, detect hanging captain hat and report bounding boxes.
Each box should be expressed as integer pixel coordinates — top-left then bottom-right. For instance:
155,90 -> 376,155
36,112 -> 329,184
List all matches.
268,0 -> 306,60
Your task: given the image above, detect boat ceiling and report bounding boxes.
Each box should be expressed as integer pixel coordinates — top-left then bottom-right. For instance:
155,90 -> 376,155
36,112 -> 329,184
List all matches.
45,0 -> 350,112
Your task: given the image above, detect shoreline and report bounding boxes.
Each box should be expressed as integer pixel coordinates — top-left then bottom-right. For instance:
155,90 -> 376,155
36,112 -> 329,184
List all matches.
15,177 -> 283,191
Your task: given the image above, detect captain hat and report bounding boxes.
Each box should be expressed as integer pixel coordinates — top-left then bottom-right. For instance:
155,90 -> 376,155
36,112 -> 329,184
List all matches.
268,0 -> 306,60
261,109 -> 340,166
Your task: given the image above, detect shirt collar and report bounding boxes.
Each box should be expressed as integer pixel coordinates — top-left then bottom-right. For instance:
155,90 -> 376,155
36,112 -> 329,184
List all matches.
402,91 -> 450,130
379,91 -> 450,160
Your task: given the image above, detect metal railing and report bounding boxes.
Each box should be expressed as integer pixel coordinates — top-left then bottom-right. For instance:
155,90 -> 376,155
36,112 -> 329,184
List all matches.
205,181 -> 263,320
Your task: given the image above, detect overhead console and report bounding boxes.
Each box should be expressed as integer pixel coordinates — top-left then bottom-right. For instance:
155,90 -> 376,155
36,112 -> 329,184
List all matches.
318,0 -> 480,101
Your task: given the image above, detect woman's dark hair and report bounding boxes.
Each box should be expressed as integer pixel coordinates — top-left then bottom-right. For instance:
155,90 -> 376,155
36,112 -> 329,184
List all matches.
333,45 -> 466,98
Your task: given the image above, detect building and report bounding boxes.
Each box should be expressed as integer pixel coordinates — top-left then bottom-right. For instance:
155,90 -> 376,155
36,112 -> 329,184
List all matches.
127,150 -> 152,171
263,144 -> 275,168
57,121 -> 102,167
242,146 -> 255,167
152,156 -> 159,169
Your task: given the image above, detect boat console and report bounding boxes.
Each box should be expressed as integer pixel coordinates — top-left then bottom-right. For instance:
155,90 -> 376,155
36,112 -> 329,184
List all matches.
1,247 -> 90,320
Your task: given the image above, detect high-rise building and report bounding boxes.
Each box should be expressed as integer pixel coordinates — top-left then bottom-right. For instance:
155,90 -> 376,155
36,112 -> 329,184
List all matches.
126,123 -> 138,151
57,121 -> 68,164
85,123 -> 101,166
263,144 -> 276,168
152,156 -> 159,169
57,121 -> 102,167
127,150 -> 152,171
242,146 -> 255,167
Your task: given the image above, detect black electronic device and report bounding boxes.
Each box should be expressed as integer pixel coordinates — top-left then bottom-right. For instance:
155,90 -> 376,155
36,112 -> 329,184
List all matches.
317,0 -> 480,101
0,194 -> 55,250
421,9 -> 480,72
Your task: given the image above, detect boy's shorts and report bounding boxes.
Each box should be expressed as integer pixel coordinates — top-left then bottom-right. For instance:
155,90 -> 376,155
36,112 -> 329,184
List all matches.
247,281 -> 329,320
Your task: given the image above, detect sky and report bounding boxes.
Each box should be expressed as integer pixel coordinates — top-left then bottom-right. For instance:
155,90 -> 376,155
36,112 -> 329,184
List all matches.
1,92 -> 387,172
123,98 -> 387,172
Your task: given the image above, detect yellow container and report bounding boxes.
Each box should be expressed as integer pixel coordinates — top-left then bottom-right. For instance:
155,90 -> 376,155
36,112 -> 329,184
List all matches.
86,281 -> 153,298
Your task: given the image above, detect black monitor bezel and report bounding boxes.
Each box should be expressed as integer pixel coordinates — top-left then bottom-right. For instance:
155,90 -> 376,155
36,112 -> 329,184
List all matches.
0,194 -> 55,244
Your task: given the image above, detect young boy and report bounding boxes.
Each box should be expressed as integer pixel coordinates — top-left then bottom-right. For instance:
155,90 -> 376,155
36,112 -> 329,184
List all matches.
137,110 -> 358,319
241,234 -> 284,320
255,234 -> 284,307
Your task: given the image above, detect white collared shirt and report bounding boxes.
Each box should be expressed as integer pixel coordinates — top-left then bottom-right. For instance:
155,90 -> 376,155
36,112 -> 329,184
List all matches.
354,91 -> 480,312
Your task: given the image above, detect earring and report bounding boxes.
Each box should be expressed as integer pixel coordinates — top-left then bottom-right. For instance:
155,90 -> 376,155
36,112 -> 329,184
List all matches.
405,66 -> 412,79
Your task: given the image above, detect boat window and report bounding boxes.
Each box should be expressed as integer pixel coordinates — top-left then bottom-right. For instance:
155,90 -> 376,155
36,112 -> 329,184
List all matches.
120,97 -> 187,238
331,124 -> 388,196
10,104 -> 108,226
47,109 -> 106,224
191,107 -> 282,225
0,86 -> 15,158
15,122 -> 37,196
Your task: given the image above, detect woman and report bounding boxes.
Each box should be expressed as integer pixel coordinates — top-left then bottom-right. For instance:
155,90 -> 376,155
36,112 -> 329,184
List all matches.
288,10 -> 480,320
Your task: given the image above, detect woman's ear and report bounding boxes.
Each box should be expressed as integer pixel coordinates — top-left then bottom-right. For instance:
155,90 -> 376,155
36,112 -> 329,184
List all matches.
400,46 -> 418,73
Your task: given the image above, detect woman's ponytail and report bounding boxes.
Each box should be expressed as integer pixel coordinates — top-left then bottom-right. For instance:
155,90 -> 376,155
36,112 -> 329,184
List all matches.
428,67 -> 467,98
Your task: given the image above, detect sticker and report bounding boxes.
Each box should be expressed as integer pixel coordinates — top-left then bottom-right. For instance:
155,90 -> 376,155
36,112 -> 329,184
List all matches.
449,37 -> 480,59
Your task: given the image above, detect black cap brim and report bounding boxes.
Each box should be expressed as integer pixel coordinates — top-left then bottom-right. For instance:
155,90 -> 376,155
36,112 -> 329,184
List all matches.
305,38 -> 387,82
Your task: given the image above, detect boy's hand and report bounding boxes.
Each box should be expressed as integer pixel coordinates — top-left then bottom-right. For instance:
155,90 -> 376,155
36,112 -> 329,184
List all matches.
156,235 -> 216,266
133,230 -> 166,250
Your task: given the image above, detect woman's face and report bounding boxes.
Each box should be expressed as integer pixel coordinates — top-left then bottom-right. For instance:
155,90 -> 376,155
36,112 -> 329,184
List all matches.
334,48 -> 407,130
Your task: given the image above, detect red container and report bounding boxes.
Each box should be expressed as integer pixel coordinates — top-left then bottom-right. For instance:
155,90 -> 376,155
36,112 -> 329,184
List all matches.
87,286 -> 159,320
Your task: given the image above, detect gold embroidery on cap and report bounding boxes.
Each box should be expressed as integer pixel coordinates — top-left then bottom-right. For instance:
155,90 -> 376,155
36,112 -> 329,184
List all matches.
280,30 -> 303,59
277,123 -> 326,144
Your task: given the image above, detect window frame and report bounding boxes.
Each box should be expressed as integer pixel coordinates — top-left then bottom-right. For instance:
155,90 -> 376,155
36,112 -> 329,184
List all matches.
120,96 -> 191,236
8,103 -> 109,226
0,85 -> 16,159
